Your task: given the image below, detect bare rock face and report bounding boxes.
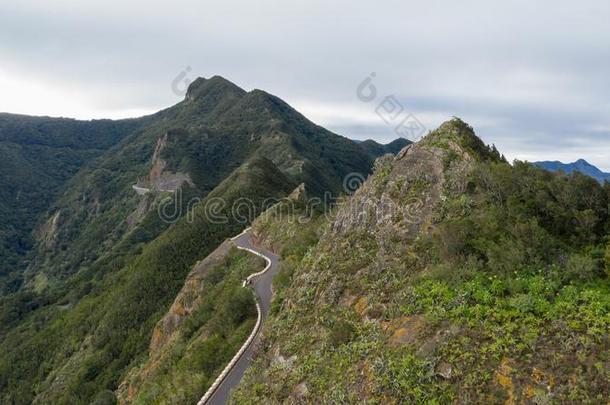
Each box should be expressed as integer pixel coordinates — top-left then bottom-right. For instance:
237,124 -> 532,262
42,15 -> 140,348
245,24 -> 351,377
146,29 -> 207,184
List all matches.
125,195 -> 152,229
287,182 -> 307,203
332,121 -> 475,244
148,133 -> 168,184
291,381 -> 309,399
315,120 -> 483,296
133,133 -> 195,195
149,133 -> 195,192
35,211 -> 62,250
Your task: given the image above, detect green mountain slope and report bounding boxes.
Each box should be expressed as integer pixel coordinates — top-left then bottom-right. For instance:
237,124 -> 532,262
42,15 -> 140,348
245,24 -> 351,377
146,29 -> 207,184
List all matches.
232,118 -> 610,404
0,76 -> 376,404
23,76 -> 374,288
0,156 -> 295,404
0,113 -> 147,294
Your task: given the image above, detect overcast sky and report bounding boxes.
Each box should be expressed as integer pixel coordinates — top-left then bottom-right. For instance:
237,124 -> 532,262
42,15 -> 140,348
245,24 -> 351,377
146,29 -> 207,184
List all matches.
1,1 -> 610,170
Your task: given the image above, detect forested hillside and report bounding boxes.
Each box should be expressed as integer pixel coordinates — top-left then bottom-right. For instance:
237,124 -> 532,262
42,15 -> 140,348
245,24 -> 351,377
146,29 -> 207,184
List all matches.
357,138 -> 412,158
0,113 -> 147,294
0,76 -> 379,404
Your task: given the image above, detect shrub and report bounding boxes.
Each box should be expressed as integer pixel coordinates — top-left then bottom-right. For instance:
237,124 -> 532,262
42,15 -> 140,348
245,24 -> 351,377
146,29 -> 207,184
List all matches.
329,320 -> 355,347
565,253 -> 599,282
91,390 -> 117,405
226,287 -> 256,327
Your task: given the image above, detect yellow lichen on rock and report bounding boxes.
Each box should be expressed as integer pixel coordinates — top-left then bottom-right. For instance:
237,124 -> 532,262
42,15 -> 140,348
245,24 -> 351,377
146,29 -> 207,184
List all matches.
494,358 -> 516,405
354,296 -> 368,315
388,315 -> 427,346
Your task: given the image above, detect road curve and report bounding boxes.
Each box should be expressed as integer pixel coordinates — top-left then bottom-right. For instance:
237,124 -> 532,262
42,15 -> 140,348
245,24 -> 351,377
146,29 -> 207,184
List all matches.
197,227 -> 280,405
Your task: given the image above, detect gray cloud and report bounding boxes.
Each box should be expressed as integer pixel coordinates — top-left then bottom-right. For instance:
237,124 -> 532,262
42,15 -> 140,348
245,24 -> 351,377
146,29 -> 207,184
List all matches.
1,0 -> 609,170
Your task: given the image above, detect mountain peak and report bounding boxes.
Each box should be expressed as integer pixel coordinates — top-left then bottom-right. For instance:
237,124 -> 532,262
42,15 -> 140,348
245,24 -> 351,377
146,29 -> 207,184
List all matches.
185,75 -> 246,102
424,117 -> 476,144
213,87 -> 305,129
422,117 -> 501,162
437,116 -> 474,133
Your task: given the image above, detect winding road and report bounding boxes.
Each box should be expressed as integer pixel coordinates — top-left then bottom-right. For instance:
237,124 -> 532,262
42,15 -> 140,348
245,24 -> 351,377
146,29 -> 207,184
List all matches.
198,227 -> 280,405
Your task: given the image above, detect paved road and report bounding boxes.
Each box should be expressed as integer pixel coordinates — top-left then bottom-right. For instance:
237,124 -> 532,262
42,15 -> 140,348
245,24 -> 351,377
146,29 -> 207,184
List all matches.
202,229 -> 280,405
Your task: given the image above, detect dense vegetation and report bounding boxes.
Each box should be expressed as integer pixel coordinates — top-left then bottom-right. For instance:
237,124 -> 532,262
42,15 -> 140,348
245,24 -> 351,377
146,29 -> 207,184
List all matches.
357,138 -> 412,158
123,248 -> 264,404
232,119 -> 610,404
21,75 -> 375,289
0,76 -> 379,404
0,156 -> 295,404
0,113 -> 146,294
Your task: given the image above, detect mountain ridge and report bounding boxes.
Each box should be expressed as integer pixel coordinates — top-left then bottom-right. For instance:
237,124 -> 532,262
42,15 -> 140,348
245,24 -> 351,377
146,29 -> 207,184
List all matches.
356,137 -> 413,157
231,118 -> 610,404
534,159 -> 610,183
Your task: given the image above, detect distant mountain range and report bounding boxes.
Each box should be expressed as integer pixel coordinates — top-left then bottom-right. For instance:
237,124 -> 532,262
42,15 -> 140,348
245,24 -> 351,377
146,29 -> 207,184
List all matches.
534,159 -> 610,183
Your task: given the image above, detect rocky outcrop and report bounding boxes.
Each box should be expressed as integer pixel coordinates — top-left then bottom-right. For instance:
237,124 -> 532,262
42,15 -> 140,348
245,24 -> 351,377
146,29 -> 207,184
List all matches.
328,121 -> 476,282
332,125 -> 474,240
148,133 -> 194,192
133,133 -> 194,195
287,182 -> 307,203
230,119 -> 515,404
125,195 -> 152,229
35,211 -> 61,250
250,183 -> 309,252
